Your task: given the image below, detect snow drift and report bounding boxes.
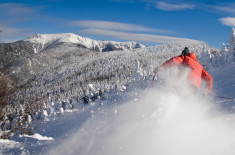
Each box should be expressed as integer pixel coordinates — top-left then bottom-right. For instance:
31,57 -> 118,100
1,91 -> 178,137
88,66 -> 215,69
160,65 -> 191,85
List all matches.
48,70 -> 235,155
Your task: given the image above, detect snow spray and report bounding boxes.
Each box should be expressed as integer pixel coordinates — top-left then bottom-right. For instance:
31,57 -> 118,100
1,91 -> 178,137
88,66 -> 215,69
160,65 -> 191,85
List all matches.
48,69 -> 235,155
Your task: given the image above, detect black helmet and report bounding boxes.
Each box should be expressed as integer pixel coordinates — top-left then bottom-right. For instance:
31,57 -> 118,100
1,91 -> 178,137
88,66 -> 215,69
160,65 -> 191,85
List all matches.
182,47 -> 190,55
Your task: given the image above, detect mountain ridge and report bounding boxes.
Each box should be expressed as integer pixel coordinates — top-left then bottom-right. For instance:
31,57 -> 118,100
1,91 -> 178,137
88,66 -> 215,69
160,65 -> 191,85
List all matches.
23,33 -> 145,53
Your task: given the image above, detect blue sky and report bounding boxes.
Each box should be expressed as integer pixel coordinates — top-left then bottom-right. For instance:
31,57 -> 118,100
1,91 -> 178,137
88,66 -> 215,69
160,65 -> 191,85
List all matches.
0,0 -> 235,48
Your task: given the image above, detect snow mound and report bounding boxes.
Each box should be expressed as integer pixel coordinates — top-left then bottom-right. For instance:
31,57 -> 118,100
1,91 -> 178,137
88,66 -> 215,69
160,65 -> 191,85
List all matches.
21,133 -> 54,141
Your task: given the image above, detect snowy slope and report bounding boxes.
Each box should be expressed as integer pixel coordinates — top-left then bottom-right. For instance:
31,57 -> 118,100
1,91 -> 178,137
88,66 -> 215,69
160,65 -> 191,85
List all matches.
1,60 -> 235,155
0,42 -> 225,146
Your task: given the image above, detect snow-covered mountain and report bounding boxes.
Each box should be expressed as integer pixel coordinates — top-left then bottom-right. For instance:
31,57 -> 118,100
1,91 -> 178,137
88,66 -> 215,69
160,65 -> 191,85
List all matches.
0,33 -> 145,82
1,28 -> 235,154
23,33 -> 145,53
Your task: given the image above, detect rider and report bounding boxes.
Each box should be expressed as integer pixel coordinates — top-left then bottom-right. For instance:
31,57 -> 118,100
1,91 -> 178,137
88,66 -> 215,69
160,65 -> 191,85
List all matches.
154,47 -> 213,96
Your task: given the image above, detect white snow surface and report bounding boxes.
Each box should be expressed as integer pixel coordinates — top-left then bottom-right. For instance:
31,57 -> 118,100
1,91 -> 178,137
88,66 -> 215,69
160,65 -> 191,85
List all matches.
47,64 -> 235,155
21,133 -> 54,141
2,62 -> 235,155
